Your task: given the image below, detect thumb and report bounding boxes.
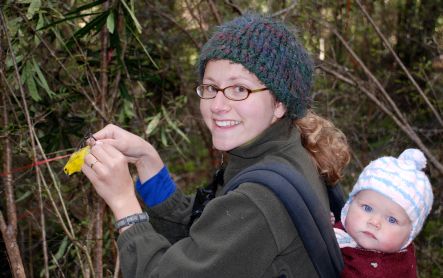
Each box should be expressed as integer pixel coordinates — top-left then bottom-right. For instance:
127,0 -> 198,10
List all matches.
93,124 -> 121,140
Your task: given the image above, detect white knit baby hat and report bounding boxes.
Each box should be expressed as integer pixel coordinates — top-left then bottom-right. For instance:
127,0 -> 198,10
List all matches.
341,148 -> 434,249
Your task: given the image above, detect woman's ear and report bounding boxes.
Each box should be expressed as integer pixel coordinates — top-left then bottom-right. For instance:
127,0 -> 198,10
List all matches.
274,101 -> 287,119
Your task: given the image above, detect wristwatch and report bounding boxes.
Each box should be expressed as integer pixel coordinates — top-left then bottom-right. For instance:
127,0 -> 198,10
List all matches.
114,212 -> 149,231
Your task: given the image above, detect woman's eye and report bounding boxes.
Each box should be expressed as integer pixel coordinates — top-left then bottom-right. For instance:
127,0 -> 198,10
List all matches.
234,86 -> 248,93
207,85 -> 217,93
362,204 -> 372,212
387,216 -> 398,224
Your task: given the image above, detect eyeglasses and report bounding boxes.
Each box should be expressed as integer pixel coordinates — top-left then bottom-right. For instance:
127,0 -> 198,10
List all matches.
196,84 -> 268,101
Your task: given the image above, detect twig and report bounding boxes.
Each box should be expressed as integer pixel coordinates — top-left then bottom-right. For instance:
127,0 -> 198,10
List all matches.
0,8 -> 33,278
224,0 -> 242,15
207,0 -> 222,25
0,212 -> 26,277
145,0 -> 202,49
112,240 -> 120,278
16,11 -> 109,123
318,62 -> 443,174
272,1 -> 298,17
33,131 -> 95,278
36,169 -> 49,278
184,0 -> 208,41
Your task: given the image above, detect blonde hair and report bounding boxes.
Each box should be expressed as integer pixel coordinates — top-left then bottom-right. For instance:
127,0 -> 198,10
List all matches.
294,111 -> 351,186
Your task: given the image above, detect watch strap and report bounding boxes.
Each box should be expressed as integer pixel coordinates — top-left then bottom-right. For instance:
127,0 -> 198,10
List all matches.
114,212 -> 149,230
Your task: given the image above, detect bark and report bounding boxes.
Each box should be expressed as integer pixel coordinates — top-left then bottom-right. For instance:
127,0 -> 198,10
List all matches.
0,10 -> 26,278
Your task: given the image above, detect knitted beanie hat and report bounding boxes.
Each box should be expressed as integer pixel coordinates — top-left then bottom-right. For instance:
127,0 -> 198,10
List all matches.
341,149 -> 434,249
198,13 -> 313,119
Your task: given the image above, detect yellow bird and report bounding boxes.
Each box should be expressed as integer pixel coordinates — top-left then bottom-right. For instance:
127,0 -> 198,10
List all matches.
64,146 -> 90,175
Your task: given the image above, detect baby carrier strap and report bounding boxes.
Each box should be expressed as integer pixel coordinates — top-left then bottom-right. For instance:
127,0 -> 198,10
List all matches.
223,161 -> 344,278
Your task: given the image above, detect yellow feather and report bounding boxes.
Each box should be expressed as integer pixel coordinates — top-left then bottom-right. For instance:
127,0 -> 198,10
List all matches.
63,146 -> 90,175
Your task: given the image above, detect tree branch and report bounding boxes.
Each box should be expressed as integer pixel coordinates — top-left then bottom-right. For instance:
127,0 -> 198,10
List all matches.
207,0 -> 222,25
355,0 -> 443,127
272,1 -> 298,17
318,62 -> 443,174
145,0 -> 202,49
0,8 -> 29,278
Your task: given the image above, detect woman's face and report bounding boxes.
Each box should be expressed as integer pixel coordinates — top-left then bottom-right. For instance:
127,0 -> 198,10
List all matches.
200,59 -> 286,151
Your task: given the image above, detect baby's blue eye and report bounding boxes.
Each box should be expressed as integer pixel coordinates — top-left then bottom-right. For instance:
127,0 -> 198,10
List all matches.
362,204 -> 372,212
388,216 -> 398,224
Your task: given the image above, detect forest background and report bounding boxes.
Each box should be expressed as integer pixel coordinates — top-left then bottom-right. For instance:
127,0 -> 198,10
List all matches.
0,0 -> 442,277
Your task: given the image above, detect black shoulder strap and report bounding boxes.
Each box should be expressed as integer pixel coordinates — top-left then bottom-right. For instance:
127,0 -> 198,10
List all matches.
223,162 -> 343,278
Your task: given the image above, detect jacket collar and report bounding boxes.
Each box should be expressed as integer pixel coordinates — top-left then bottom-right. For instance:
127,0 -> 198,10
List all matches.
224,118 -> 297,182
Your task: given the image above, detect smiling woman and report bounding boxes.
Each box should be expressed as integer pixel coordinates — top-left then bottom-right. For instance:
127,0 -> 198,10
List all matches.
199,60 -> 286,151
81,13 -> 351,278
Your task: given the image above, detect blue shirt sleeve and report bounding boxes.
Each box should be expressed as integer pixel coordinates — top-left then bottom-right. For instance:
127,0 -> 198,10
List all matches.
135,166 -> 176,207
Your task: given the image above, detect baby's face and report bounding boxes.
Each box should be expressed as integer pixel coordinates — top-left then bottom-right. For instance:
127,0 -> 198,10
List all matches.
345,190 -> 412,252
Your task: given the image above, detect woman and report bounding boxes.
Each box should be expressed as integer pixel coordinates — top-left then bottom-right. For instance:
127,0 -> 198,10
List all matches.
82,13 -> 350,277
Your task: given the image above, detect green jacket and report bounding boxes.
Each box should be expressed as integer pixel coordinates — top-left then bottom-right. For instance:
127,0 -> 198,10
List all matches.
118,118 -> 329,277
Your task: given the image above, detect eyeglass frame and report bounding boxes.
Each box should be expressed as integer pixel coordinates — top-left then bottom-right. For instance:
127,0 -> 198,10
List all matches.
196,84 -> 269,101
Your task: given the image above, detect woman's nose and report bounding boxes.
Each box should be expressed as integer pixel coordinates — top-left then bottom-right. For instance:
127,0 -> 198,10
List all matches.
210,90 -> 231,112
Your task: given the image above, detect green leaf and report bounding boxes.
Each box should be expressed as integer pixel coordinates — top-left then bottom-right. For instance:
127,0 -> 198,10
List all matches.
65,0 -> 106,16
107,12 -> 115,34
120,0 -> 142,34
110,27 -> 124,66
161,105 -> 190,143
34,13 -> 44,45
132,31 -> 159,69
16,190 -> 32,203
167,131 -> 185,157
26,0 -> 41,19
26,77 -> 40,101
7,17 -> 22,37
119,81 -> 130,99
145,113 -> 161,137
66,10 -> 110,48
33,59 -> 56,98
37,12 -> 102,31
123,100 -> 135,119
23,62 -> 41,101
160,129 -> 168,147
54,237 -> 69,260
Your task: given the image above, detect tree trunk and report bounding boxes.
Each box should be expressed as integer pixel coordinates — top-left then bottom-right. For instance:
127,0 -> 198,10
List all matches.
0,13 -> 26,277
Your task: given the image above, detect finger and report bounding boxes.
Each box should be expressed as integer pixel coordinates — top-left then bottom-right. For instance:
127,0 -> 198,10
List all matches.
90,142 -> 125,164
84,153 -> 101,170
95,138 -> 119,148
86,137 -> 97,147
82,160 -> 98,180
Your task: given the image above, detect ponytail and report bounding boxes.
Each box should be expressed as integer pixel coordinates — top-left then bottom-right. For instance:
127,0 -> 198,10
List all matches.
294,111 -> 351,186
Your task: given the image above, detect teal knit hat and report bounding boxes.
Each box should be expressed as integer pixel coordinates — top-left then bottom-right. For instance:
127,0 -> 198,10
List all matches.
198,13 -> 314,119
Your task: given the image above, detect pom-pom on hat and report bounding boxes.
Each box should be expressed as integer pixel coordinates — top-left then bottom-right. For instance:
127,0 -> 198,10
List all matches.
341,148 -> 434,249
198,13 -> 313,120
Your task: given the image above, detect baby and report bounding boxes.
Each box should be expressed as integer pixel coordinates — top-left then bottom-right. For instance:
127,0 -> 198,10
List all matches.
334,148 -> 433,277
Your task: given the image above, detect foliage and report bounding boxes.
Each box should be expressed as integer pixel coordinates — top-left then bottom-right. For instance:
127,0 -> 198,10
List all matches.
0,0 -> 441,277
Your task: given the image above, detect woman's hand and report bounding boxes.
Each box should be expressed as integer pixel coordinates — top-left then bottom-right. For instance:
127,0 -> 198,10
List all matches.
82,142 -> 142,220
92,124 -> 164,182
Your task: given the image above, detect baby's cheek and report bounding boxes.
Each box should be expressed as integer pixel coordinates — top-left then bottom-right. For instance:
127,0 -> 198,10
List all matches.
378,232 -> 404,253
